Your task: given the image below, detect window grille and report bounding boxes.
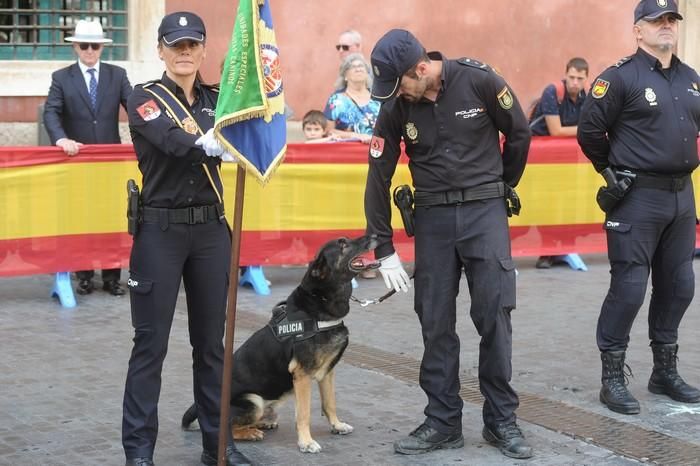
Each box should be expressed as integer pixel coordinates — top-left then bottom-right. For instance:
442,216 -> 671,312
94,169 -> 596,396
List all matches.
0,0 -> 127,60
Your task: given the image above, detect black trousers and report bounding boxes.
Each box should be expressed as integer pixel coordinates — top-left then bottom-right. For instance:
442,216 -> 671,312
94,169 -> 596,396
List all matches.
597,183 -> 696,351
76,268 -> 121,282
122,218 -> 231,459
414,197 -> 519,433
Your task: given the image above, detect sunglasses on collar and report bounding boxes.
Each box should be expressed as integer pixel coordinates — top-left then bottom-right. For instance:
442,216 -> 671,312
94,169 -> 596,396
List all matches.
78,43 -> 102,51
335,44 -> 351,51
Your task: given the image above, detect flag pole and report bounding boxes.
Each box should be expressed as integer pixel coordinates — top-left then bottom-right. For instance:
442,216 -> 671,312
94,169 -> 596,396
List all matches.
217,164 -> 246,466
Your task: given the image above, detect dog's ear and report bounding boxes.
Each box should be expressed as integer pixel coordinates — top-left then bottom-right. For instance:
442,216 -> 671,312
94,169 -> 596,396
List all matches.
310,255 -> 329,280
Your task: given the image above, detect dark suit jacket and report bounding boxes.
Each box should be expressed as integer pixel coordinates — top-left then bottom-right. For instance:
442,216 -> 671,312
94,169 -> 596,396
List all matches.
43,61 -> 132,144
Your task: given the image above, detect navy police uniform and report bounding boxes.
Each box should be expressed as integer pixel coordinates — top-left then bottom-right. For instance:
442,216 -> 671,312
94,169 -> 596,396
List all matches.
121,13 -> 231,461
366,31 -> 530,435
577,47 -> 699,352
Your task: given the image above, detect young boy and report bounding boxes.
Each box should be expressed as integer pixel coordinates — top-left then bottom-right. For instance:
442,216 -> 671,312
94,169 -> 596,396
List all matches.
302,110 -> 333,143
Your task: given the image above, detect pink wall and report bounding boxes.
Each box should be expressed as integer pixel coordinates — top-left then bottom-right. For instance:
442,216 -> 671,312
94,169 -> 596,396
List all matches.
167,1 -> 643,119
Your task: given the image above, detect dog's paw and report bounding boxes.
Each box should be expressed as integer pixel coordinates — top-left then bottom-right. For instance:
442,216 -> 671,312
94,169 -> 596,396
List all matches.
331,422 -> 353,435
256,421 -> 279,431
233,426 -> 264,441
298,439 -> 322,453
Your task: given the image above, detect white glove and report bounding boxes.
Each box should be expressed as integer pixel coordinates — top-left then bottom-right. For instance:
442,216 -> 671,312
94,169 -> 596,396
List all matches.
195,128 -> 224,157
378,252 -> 411,293
221,151 -> 237,162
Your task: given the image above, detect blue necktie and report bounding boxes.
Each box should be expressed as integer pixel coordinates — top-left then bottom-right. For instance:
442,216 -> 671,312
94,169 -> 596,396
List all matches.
87,68 -> 97,111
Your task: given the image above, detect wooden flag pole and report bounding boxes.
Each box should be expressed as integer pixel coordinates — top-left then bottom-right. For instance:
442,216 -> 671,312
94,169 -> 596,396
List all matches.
217,164 -> 246,466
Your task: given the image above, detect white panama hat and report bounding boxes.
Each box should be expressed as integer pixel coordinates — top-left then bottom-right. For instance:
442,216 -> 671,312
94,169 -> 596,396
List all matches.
65,19 -> 113,44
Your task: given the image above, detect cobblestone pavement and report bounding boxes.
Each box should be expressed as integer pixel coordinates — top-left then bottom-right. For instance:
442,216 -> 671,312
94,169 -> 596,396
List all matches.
1,254 -> 699,465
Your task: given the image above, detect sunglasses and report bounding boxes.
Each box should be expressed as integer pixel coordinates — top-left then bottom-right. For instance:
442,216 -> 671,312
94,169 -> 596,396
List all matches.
78,43 -> 102,51
335,44 -> 351,51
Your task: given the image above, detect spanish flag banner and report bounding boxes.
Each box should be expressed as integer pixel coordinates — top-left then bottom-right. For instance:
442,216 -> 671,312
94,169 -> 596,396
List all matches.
215,0 -> 286,184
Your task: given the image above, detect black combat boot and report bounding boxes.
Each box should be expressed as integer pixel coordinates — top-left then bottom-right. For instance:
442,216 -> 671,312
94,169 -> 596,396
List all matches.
600,351 -> 640,414
648,343 -> 700,403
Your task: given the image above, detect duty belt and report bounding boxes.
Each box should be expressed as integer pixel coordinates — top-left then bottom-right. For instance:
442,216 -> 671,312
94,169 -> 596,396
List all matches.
414,182 -> 505,207
141,204 -> 224,224
629,173 -> 690,192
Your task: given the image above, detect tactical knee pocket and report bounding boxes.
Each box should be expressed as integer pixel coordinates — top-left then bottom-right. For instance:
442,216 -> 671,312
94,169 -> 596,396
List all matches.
673,260 -> 695,301
498,258 -> 516,311
127,273 -> 155,328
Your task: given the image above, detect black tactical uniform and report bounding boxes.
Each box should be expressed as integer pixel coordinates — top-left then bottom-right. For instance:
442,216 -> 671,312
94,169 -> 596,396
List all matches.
577,0 -> 700,415
366,29 -> 531,458
121,72 -> 231,458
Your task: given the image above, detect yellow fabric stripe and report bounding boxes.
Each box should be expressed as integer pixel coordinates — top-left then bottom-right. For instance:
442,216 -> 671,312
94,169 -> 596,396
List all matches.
2,162 -> 699,239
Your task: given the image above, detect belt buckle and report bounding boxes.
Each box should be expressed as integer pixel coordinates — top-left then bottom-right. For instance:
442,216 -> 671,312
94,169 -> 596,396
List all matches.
188,206 -> 205,224
445,190 -> 463,205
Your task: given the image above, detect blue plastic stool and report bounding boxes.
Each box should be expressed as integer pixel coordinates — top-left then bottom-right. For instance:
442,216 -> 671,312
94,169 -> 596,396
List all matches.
240,266 -> 271,295
556,253 -> 588,271
51,271 -> 76,308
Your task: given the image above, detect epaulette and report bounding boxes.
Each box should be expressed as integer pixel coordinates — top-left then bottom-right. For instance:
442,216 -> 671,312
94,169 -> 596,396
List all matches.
202,82 -> 220,93
613,56 -> 632,68
141,79 -> 161,88
457,57 -> 491,72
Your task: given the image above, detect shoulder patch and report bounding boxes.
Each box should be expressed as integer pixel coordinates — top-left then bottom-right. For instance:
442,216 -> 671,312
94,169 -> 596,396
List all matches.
591,78 -> 610,99
497,86 -> 514,110
457,57 -> 490,72
613,56 -> 632,68
369,135 -> 385,158
136,99 -> 161,121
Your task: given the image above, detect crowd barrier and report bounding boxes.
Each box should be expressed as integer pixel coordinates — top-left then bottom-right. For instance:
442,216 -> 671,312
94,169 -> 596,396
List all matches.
1,138 -> 699,279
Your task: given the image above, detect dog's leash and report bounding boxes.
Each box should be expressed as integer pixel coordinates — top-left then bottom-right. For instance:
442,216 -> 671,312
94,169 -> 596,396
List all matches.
350,274 -> 415,307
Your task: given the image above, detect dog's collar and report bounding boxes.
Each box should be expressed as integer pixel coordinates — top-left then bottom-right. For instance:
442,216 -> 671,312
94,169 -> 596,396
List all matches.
317,318 -> 344,329
268,305 -> 345,342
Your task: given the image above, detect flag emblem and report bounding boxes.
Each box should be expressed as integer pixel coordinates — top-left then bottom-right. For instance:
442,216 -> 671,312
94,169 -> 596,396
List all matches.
592,79 -> 610,99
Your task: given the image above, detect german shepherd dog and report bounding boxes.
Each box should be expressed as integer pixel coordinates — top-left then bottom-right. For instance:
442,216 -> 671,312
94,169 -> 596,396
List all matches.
182,235 -> 379,453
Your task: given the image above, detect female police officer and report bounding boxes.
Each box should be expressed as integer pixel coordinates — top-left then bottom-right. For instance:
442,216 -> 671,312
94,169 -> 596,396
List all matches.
121,11 -> 250,466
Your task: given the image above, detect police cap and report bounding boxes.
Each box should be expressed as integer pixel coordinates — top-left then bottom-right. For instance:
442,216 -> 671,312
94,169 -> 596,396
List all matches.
634,0 -> 683,23
370,29 -> 425,102
158,11 -> 206,46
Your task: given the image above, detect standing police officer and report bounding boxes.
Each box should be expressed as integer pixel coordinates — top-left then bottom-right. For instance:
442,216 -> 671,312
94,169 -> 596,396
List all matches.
578,0 -> 700,415
365,29 -> 532,459
121,11 -> 250,466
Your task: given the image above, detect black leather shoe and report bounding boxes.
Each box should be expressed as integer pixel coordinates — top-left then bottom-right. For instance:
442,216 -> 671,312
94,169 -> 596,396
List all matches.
76,279 -> 94,295
483,422 -> 533,459
125,458 -> 154,466
394,423 -> 464,455
103,280 -> 126,296
201,445 -> 252,466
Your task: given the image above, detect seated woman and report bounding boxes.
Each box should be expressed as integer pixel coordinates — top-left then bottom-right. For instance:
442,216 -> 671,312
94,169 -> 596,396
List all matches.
324,53 -> 380,144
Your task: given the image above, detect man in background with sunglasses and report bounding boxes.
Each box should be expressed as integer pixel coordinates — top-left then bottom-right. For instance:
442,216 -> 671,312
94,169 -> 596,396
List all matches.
336,29 -> 363,61
43,19 -> 132,297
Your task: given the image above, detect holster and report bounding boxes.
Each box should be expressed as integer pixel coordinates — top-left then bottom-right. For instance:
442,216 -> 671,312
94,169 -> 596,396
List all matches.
126,179 -> 141,236
596,168 -> 633,213
393,185 -> 415,237
505,185 -> 521,217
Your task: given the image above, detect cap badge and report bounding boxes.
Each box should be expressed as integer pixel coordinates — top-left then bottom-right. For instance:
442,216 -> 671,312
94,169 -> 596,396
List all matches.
657,0 -> 667,7
179,16 -> 188,27
645,88 -> 658,106
373,65 -> 380,77
497,86 -> 514,110
591,78 -> 610,99
405,122 -> 418,142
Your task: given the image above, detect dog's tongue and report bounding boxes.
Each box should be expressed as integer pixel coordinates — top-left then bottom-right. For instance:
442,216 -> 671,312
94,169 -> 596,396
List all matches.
353,256 -> 381,269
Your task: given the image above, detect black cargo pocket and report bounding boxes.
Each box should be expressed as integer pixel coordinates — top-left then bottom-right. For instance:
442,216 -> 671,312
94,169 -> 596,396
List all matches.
499,258 -> 516,311
127,275 -> 153,294
603,220 -> 631,233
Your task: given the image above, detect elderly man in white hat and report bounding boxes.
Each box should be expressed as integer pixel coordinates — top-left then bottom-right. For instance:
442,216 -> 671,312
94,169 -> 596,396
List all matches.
43,19 -> 132,298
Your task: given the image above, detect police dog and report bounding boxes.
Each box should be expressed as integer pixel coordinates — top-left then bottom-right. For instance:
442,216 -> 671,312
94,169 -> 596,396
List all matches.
182,235 -> 379,453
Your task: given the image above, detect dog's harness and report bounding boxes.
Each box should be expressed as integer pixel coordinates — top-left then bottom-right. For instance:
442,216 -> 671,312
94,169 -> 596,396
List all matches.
267,302 -> 344,342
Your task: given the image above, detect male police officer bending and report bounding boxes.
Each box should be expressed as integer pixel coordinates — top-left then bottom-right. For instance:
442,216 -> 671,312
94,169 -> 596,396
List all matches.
578,0 -> 700,415
364,29 -> 532,459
